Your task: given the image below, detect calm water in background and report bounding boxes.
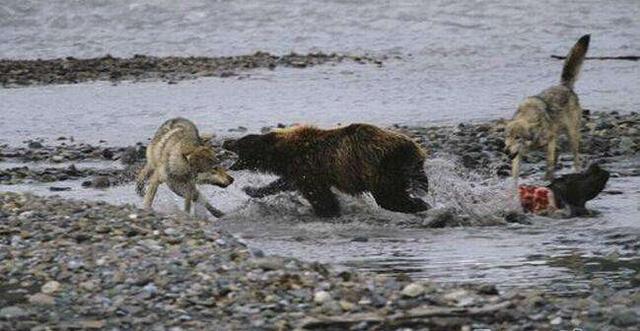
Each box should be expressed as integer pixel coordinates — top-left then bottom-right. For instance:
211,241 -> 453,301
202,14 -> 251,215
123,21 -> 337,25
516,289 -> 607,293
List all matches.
1,0 -> 639,290
1,0 -> 639,144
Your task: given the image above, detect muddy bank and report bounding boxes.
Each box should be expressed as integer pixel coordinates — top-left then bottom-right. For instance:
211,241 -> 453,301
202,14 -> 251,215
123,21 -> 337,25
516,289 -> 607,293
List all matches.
0,52 -> 383,87
1,192 -> 637,330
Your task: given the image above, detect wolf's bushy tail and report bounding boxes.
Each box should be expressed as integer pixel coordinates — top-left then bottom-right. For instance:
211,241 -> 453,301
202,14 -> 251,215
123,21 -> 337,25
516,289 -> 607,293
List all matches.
560,34 -> 590,89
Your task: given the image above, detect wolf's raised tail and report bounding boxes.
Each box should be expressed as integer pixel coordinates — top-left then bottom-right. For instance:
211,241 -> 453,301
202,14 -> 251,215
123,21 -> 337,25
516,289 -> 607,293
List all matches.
560,34 -> 590,89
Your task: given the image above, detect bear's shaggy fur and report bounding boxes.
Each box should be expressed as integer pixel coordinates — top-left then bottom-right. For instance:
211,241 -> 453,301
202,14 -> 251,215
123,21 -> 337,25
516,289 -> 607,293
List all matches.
223,124 -> 430,217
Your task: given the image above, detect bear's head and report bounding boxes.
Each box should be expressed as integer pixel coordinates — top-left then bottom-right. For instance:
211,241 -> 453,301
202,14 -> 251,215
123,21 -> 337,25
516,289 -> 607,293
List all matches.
223,133 -> 280,173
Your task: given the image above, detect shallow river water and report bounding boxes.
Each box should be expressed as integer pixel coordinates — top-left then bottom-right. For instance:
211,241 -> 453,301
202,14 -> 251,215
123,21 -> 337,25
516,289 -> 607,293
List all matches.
1,0 -> 639,291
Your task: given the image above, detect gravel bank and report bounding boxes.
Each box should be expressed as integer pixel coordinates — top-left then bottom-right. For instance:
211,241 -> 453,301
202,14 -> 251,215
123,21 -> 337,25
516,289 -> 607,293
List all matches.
2,111 -> 638,187
0,52 -> 383,87
2,192 -> 638,330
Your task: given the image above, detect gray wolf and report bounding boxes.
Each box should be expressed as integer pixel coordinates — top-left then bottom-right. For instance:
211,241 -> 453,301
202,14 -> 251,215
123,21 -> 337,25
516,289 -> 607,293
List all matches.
136,117 -> 233,217
506,34 -> 590,181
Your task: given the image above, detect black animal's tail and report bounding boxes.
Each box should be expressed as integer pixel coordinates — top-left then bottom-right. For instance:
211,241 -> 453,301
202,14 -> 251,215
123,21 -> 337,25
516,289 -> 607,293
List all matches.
560,34 -> 590,89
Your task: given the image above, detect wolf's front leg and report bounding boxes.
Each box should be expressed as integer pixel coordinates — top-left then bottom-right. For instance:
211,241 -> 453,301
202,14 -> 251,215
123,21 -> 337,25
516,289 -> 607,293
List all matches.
193,190 -> 224,218
545,137 -> 557,180
511,153 -> 522,186
243,178 -> 293,198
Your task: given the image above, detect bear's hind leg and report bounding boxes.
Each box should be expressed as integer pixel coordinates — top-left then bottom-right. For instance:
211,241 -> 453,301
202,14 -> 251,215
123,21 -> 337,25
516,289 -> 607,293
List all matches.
300,186 -> 340,217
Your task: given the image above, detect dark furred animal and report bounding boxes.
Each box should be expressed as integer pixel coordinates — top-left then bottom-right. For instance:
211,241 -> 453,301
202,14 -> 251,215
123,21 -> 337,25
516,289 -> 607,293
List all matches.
548,163 -> 609,217
223,124 -> 430,217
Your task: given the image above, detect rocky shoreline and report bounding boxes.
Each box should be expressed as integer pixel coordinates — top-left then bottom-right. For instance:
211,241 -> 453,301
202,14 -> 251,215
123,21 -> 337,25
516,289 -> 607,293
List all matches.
2,110 -> 638,187
1,192 -> 638,330
0,52 -> 383,87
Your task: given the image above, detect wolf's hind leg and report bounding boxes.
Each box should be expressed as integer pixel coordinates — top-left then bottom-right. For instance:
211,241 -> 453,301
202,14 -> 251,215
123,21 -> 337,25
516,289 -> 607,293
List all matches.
244,178 -> 294,198
143,173 -> 161,209
568,125 -> 581,171
135,164 -> 153,197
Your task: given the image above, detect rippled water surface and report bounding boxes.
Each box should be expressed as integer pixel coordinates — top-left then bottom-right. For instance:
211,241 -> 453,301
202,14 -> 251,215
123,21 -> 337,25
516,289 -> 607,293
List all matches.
1,0 -> 639,290
1,0 -> 639,144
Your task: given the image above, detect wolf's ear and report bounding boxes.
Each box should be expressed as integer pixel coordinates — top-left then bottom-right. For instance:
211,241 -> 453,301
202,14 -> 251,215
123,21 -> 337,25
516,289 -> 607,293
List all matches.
200,133 -> 215,145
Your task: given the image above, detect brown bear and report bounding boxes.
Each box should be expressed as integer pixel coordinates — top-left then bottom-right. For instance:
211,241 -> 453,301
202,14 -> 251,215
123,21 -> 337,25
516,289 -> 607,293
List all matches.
222,124 -> 430,217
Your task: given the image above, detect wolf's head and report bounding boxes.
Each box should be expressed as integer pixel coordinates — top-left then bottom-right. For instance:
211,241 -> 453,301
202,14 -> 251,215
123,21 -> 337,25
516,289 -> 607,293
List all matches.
504,120 -> 534,159
185,146 -> 234,187
223,133 -> 279,172
196,166 -> 234,188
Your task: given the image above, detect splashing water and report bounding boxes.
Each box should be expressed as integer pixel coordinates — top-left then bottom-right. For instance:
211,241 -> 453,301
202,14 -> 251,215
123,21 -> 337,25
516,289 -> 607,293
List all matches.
425,157 -> 522,226
218,156 -> 521,228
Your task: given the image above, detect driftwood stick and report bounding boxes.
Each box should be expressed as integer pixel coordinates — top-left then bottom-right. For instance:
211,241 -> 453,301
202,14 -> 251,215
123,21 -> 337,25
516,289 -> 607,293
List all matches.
551,55 -> 639,61
297,301 -> 514,329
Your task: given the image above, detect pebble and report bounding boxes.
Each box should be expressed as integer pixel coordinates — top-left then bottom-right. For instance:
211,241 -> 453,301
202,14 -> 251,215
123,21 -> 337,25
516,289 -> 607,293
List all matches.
611,309 -> 639,327
41,281 -> 61,294
313,291 -> 332,304
0,306 -> 28,319
401,283 -> 425,298
28,293 -> 55,305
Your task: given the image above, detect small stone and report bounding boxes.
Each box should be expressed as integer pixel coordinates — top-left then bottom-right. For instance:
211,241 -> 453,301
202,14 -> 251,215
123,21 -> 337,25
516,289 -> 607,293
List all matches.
0,306 -> 28,319
163,228 -> 178,236
91,176 -> 110,188
28,293 -> 55,305
80,280 -> 98,291
41,281 -> 61,294
51,155 -> 65,162
68,260 -> 85,270
478,284 -> 499,295
79,320 -> 106,329
401,283 -> 425,298
143,283 -> 158,295
443,289 -> 475,306
249,257 -> 285,271
49,186 -> 72,192
611,309 -> 639,327
313,291 -> 331,304
28,141 -> 43,149
550,316 -> 562,325
351,236 -> 368,242
339,300 -> 355,311
120,147 -> 143,165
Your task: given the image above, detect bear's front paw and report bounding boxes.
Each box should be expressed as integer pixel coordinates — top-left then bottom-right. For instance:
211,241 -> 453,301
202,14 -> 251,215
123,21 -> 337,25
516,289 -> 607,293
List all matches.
243,186 -> 263,198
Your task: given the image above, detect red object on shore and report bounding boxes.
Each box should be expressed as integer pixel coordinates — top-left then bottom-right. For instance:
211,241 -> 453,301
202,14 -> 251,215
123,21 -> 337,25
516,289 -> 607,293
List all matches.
518,185 -> 555,214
